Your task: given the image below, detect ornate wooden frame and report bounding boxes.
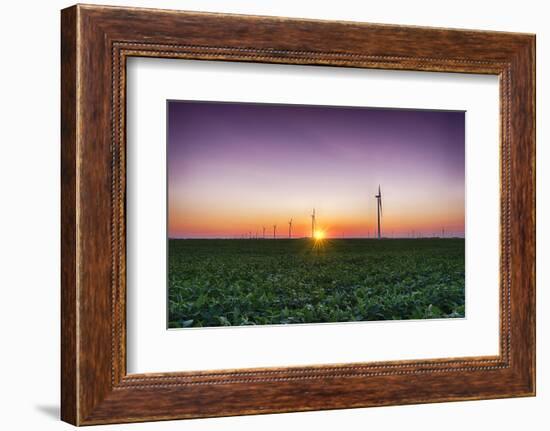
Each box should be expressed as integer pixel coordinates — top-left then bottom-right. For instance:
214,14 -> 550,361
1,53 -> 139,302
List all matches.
61,4 -> 535,425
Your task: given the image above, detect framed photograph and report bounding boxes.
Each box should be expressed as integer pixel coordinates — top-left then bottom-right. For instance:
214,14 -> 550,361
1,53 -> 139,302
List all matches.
61,4 -> 535,425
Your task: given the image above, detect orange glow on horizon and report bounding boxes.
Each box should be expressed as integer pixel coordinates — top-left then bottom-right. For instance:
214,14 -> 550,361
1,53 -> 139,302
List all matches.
168,205 -> 465,239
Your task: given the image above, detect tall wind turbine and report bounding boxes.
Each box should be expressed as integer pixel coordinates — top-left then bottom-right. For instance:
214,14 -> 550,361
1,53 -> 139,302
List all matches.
262,226 -> 266,239
311,208 -> 316,238
273,224 -> 277,239
375,185 -> 382,239
288,218 -> 293,239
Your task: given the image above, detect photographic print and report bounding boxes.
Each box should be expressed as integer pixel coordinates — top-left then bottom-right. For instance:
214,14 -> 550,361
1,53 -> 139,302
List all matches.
167,101 -> 465,328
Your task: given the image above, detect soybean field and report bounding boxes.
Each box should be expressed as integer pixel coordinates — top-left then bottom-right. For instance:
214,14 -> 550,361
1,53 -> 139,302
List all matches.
168,238 -> 465,328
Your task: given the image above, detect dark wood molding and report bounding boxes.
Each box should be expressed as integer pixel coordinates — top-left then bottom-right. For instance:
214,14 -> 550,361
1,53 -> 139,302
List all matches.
61,4 -> 535,425
60,5 -> 78,425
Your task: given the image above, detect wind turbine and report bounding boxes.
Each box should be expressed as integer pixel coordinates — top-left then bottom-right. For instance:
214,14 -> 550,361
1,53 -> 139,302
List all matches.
288,218 -> 293,239
375,185 -> 382,239
273,224 -> 277,239
262,226 -> 266,239
311,208 -> 316,239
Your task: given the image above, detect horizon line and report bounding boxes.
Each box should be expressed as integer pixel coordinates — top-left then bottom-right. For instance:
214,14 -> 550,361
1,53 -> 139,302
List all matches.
168,236 -> 466,240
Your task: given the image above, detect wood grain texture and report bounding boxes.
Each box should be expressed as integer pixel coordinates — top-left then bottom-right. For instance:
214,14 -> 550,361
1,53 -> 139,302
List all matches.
60,4 -> 536,425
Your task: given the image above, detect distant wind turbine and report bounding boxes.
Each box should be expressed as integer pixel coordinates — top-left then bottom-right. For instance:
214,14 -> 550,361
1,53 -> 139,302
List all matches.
375,185 -> 382,239
311,208 -> 316,239
288,218 -> 293,239
273,224 -> 277,239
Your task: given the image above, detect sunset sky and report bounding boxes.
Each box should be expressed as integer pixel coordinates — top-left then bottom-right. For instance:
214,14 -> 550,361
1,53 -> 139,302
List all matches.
168,101 -> 465,239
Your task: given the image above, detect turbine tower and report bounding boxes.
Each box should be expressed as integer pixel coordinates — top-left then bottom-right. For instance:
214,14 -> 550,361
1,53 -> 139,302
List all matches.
262,226 -> 266,239
273,224 -> 277,239
375,185 -> 382,239
311,208 -> 316,238
288,218 -> 293,239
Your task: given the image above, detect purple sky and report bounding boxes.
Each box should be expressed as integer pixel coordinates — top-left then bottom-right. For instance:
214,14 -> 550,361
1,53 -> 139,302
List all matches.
168,101 -> 465,238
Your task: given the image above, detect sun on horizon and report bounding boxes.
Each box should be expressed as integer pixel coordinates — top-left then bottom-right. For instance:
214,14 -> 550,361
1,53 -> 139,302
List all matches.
313,230 -> 326,241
